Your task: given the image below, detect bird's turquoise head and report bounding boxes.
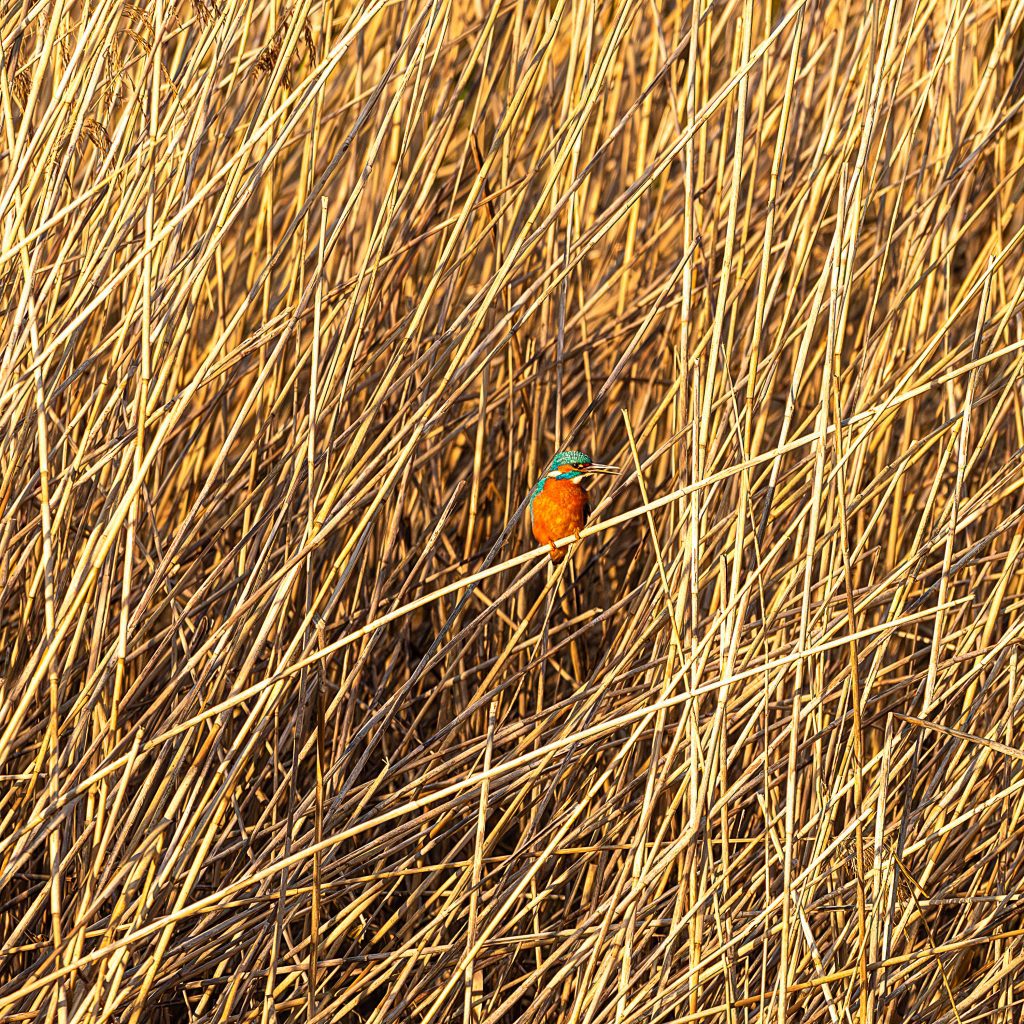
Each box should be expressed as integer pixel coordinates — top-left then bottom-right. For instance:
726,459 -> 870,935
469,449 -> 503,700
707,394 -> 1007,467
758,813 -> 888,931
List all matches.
530,450 -> 618,501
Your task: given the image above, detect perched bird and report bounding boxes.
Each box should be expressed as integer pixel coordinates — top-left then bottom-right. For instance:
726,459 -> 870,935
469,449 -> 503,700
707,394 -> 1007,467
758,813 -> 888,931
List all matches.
530,450 -> 618,562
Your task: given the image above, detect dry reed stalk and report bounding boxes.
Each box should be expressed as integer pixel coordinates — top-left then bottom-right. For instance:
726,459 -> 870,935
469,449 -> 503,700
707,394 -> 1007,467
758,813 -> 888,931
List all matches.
3,0 -> 1024,1021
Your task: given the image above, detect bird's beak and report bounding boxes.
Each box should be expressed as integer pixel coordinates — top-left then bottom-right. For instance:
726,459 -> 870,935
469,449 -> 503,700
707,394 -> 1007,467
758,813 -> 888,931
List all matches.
587,463 -> 618,475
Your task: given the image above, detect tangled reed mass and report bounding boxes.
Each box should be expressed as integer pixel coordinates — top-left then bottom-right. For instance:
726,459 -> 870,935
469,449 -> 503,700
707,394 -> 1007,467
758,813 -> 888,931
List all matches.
3,0 -> 1024,1020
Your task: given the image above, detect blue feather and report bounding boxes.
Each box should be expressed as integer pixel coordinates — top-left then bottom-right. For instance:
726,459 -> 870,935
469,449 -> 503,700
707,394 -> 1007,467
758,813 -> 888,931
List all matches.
529,450 -> 592,504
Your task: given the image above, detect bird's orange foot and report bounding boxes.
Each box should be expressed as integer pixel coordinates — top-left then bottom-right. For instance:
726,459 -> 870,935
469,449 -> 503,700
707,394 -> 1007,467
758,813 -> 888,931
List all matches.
548,542 -> 568,564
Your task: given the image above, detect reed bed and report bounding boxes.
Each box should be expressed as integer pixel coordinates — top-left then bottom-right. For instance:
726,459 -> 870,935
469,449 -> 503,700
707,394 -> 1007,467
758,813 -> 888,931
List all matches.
3,0 -> 1024,1020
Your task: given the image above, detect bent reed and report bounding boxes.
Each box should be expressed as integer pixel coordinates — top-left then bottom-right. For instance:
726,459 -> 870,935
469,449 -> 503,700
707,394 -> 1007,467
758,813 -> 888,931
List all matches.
3,0 -> 1024,1021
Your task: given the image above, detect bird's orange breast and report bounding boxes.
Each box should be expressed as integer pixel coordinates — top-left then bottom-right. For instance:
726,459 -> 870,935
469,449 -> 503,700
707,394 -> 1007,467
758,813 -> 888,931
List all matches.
531,478 -> 589,561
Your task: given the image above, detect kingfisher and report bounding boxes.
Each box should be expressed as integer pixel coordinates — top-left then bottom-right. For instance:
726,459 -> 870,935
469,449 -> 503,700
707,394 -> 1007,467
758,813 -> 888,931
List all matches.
529,450 -> 618,562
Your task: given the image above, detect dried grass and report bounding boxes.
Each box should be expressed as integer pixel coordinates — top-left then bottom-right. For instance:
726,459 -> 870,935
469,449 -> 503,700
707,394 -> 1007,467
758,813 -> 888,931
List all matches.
3,0 -> 1024,1020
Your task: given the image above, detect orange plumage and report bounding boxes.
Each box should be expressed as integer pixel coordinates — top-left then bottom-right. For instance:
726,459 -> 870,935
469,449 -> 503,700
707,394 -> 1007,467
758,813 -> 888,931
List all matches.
531,477 -> 590,563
